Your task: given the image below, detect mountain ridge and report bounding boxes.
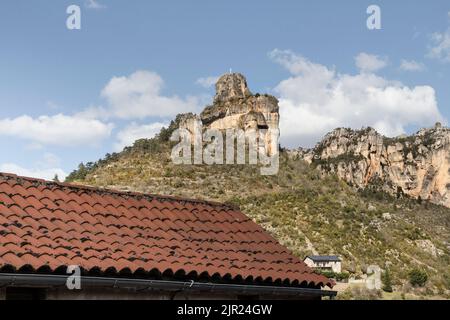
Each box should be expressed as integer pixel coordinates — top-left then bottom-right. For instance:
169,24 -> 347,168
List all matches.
289,123 -> 450,208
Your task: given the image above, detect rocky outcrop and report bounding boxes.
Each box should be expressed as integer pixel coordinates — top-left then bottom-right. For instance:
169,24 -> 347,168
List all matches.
179,73 -> 280,155
292,123 -> 450,208
415,239 -> 444,257
200,73 -> 279,132
213,72 -> 252,104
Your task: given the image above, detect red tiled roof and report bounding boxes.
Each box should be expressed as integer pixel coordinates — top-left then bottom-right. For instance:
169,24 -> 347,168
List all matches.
0,172 -> 332,288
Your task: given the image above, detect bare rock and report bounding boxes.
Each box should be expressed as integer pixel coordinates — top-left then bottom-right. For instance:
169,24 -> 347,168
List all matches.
301,124 -> 450,208
382,212 -> 392,220
180,73 -> 280,156
214,73 -> 252,104
415,239 -> 439,257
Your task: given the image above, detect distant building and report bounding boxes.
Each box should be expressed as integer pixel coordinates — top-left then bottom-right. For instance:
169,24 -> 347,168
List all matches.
304,256 -> 342,273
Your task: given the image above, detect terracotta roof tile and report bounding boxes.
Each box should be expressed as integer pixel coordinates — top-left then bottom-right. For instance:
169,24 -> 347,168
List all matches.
0,172 -> 332,288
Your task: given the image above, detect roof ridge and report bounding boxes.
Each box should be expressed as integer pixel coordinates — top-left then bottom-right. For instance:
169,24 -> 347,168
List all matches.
0,171 -> 238,210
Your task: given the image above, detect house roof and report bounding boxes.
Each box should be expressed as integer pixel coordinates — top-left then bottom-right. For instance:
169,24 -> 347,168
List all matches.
305,256 -> 341,262
0,172 -> 332,288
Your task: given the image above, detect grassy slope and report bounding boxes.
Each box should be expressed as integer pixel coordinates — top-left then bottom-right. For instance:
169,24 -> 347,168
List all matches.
67,138 -> 450,297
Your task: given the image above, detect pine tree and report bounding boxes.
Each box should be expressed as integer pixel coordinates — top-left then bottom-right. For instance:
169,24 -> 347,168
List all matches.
382,269 -> 393,293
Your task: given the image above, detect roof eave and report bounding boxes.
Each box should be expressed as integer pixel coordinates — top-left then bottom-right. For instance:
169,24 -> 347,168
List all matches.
0,273 -> 337,298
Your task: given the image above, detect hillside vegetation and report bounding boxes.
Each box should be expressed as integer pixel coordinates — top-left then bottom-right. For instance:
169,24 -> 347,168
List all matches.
66,129 -> 450,298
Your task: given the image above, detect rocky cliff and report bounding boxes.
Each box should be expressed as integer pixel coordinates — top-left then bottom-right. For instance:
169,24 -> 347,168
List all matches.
201,73 -> 279,130
178,73 -> 280,155
292,123 -> 450,208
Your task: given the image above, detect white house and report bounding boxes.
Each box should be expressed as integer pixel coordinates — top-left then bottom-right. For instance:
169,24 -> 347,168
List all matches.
304,256 -> 342,273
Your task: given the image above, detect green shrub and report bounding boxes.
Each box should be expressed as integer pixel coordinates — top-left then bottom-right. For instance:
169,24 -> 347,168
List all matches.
382,269 -> 393,292
409,269 -> 428,287
407,227 -> 424,240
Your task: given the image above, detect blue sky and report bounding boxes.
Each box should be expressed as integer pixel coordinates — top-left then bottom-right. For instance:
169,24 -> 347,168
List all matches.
0,0 -> 449,180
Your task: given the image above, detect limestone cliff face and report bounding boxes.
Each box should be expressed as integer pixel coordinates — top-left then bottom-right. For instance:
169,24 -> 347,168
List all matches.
292,123 -> 450,208
200,73 -> 279,132
179,73 -> 280,155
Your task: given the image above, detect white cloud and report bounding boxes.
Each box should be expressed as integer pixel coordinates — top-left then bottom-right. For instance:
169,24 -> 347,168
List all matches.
269,49 -> 444,147
38,153 -> 61,168
97,70 -> 201,119
355,52 -> 388,73
196,76 -> 219,88
428,29 -> 450,62
0,163 -> 67,181
400,59 -> 426,72
85,0 -> 106,9
427,12 -> 450,62
114,122 -> 167,151
0,114 -> 113,147
46,100 -> 62,111
0,153 -> 67,181
25,142 -> 44,151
